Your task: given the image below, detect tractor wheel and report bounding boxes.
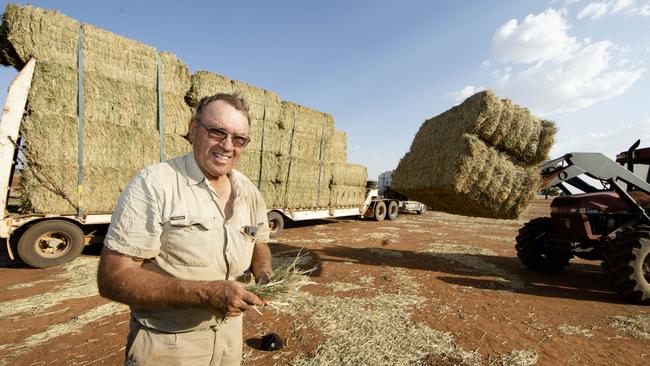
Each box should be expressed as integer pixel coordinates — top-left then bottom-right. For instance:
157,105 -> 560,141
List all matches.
602,225 -> 650,304
267,212 -> 285,238
515,217 -> 572,273
386,201 -> 398,220
17,220 -> 85,268
373,201 -> 386,221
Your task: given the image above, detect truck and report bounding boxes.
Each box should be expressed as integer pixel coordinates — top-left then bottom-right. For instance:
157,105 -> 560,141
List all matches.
515,140 -> 650,304
0,60 -> 421,268
378,170 -> 428,215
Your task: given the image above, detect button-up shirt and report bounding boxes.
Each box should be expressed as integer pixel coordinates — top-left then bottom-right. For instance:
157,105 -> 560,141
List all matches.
104,152 -> 270,332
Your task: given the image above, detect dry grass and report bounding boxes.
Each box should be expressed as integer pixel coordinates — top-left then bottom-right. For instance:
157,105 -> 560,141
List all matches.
487,349 -> 539,366
258,268 -> 481,366
248,252 -> 316,306
557,324 -> 594,338
610,313 -> 650,340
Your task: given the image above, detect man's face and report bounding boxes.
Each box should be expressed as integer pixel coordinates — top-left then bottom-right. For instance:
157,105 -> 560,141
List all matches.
188,100 -> 250,182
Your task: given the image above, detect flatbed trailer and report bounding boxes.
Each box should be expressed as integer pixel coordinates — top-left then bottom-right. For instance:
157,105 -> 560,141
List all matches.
0,60 -> 419,268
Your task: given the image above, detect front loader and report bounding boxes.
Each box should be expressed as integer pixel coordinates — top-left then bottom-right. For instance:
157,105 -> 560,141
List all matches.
516,140 -> 650,304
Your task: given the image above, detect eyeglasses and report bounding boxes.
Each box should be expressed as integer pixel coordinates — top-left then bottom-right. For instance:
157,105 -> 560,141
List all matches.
196,120 -> 250,148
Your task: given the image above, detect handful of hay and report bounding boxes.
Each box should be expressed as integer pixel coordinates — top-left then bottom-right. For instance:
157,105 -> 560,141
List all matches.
248,252 -> 316,307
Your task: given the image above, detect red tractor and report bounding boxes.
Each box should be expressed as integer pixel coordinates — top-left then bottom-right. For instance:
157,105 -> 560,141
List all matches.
516,140 -> 650,304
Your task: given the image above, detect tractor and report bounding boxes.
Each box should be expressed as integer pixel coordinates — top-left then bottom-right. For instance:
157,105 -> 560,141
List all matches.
516,140 -> 650,304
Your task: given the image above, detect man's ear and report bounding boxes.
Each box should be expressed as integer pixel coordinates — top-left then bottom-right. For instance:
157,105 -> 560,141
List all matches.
186,119 -> 197,144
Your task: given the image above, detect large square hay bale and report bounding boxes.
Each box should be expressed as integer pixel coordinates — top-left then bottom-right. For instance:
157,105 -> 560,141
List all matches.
436,90 -> 556,165
393,134 -> 540,219
187,71 -> 281,124
326,130 -> 347,163
330,163 -> 367,187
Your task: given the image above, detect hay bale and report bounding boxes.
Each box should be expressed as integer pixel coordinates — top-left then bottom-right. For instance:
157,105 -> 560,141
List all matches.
187,71 -> 281,124
330,185 -> 366,207
330,163 -> 367,186
438,90 -> 555,165
392,134 -> 540,219
187,71 -> 232,107
231,79 -> 281,123
281,157 -> 331,208
0,4 -> 78,67
327,130 -> 347,163
162,133 -> 191,161
20,164 -> 136,214
83,24 -> 158,129
160,51 -> 192,136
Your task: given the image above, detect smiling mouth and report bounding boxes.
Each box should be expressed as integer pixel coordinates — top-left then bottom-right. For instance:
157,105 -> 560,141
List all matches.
212,151 -> 232,161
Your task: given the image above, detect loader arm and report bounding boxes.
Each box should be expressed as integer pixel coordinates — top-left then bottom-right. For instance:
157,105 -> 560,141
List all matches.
541,153 -> 650,195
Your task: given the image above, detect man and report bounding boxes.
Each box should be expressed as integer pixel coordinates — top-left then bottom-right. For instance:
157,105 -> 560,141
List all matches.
97,93 -> 274,365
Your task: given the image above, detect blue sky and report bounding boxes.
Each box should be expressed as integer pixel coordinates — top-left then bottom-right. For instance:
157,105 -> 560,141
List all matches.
0,0 -> 648,179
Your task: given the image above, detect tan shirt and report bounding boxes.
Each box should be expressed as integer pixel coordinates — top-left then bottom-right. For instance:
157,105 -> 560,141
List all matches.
104,152 -> 270,332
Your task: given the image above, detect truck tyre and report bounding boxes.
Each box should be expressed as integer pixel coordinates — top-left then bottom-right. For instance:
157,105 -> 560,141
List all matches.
417,205 -> 427,215
17,220 -> 85,268
602,225 -> 650,304
515,217 -> 572,273
373,201 -> 386,221
267,211 -> 285,238
386,200 -> 398,220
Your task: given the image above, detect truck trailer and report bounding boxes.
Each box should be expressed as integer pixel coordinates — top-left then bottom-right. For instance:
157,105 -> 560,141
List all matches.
0,60 -> 413,268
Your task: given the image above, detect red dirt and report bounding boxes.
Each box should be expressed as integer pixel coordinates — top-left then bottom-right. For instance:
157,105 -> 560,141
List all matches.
0,198 -> 648,365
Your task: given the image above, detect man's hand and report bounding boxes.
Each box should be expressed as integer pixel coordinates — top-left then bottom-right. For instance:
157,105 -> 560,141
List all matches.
202,281 -> 265,317
255,270 -> 274,285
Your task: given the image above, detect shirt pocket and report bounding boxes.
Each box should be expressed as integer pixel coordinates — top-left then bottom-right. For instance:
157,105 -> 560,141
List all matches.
161,215 -> 217,267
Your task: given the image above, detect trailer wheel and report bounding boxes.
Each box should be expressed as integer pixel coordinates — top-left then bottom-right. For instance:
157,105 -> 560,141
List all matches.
515,217 -> 572,273
17,220 -> 85,268
373,201 -> 386,221
602,225 -> 650,304
386,201 -> 398,220
267,211 -> 285,238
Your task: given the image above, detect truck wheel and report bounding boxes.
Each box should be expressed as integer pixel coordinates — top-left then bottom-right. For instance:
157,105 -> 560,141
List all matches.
417,205 -> 427,215
373,201 -> 386,221
386,201 -> 398,220
515,217 -> 572,273
267,212 -> 284,238
17,220 -> 85,268
602,225 -> 650,304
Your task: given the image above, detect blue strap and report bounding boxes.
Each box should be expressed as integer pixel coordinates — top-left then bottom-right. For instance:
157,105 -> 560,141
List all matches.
257,94 -> 267,190
316,118 -> 326,206
157,56 -> 164,162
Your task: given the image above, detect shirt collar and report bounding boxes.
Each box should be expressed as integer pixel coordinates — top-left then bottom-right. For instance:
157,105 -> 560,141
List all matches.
185,152 -> 205,186
184,152 -> 244,198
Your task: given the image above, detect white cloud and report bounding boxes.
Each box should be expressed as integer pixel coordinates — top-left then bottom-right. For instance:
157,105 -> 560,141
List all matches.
492,9 -> 578,64
445,86 -> 485,103
489,9 -> 645,114
577,0 -> 650,19
551,120 -> 650,158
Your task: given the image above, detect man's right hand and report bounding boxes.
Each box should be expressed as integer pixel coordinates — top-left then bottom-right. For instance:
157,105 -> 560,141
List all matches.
202,280 -> 264,317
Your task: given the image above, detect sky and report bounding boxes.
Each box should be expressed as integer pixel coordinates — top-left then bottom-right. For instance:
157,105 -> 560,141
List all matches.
0,0 -> 648,180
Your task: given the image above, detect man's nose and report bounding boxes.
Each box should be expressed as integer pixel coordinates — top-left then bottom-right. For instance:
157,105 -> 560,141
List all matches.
218,135 -> 235,151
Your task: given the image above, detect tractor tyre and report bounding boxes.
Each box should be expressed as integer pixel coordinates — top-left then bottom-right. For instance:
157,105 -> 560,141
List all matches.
17,220 -> 85,268
267,211 -> 285,238
602,224 -> 650,304
515,217 -> 572,273
386,201 -> 399,220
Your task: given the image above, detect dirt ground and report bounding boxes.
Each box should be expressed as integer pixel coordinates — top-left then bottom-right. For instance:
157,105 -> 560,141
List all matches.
1,198 -> 648,365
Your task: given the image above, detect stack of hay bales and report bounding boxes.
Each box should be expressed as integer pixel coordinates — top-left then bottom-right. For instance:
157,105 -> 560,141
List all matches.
392,91 -> 556,219
0,4 -> 191,214
0,3 -> 367,214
